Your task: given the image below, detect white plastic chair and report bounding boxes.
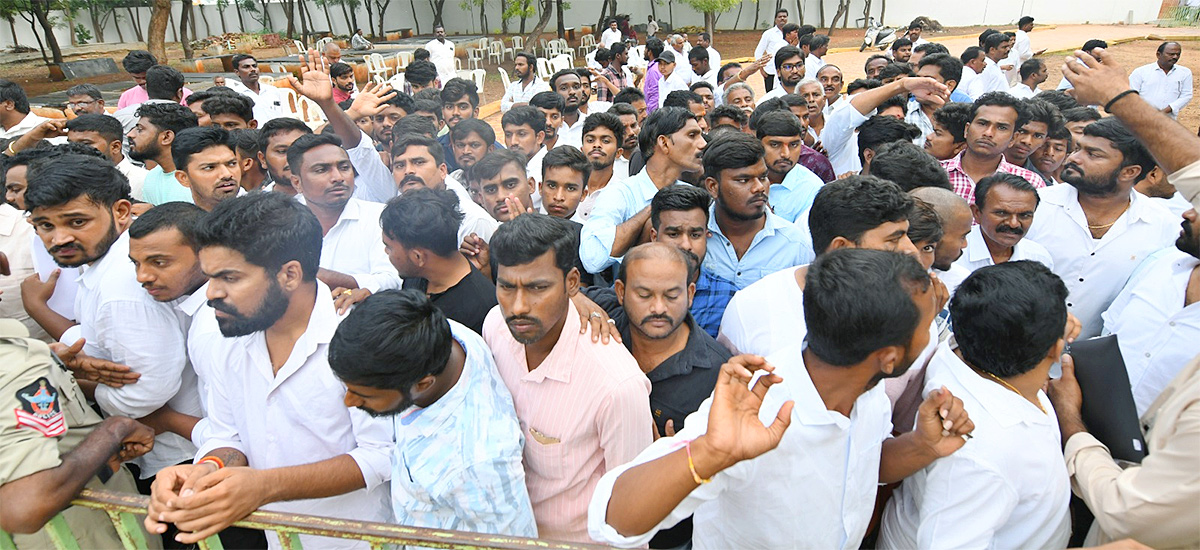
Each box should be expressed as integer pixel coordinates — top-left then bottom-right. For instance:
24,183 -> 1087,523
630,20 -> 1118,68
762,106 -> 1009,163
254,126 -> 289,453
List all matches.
500,39 -> 515,61
470,68 -> 486,92
550,54 -> 571,73
538,39 -> 550,57
511,36 -> 525,54
387,73 -> 407,92
536,57 -> 552,81
297,96 -> 327,123
468,48 -> 485,70
365,53 -> 391,80
278,86 -> 299,115
578,33 -> 597,57
291,39 -> 306,55
395,51 -> 413,70
314,37 -> 333,51
488,40 -> 505,64
498,66 -> 512,89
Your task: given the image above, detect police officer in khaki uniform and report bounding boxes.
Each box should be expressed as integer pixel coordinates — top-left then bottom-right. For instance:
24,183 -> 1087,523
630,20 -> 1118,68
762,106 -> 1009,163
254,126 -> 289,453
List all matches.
0,319 -> 161,549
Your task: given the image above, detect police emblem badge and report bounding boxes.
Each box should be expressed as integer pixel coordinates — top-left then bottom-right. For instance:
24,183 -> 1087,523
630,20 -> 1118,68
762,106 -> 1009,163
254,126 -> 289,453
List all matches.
15,377 -> 65,437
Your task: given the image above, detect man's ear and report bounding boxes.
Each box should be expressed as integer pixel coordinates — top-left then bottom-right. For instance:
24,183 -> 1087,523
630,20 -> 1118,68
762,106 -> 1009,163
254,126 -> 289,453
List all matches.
175,169 -> 192,189
278,259 -> 305,291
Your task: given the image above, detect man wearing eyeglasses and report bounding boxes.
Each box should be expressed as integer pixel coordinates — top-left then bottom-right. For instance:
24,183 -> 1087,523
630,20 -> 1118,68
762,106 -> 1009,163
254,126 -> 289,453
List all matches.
758,46 -> 805,104
66,84 -> 107,116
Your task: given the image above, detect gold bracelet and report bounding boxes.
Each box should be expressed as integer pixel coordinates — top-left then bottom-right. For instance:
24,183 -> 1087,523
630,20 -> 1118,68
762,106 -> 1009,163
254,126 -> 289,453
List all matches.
686,440 -> 711,484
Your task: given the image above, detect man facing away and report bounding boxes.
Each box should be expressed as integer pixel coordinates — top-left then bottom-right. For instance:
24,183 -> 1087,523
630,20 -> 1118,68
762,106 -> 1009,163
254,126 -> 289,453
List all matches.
328,289 -> 536,537
483,214 -> 652,542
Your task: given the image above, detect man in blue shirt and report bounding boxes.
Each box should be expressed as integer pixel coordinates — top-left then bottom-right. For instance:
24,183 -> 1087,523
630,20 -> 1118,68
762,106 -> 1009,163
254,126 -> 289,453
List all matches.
753,109 -> 824,224
700,131 -> 813,288
580,107 -> 706,273
328,289 -> 536,538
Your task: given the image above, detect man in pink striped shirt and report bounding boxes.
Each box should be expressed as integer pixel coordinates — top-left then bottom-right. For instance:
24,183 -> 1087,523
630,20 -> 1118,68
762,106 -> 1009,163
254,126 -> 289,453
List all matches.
941,92 -> 1045,204
483,214 -> 652,543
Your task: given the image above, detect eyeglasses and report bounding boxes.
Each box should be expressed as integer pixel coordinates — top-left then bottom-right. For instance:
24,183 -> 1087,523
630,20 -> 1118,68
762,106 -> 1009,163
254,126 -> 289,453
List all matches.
69,100 -> 97,109
780,63 -> 802,72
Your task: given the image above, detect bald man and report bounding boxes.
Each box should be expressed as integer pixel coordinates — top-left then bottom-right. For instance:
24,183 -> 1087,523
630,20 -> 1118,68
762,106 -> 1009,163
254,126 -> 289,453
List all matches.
911,186 -> 972,292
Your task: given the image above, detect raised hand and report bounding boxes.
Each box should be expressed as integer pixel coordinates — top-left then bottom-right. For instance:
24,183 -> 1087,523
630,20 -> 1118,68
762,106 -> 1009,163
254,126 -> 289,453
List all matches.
903,76 -> 950,108
20,270 -> 59,309
912,386 -> 974,457
346,81 -> 397,120
286,49 -> 334,103
1061,48 -> 1130,108
700,356 -> 793,472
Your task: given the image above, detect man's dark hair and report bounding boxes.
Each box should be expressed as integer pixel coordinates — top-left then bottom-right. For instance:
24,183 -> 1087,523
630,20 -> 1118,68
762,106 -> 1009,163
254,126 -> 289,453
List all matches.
754,109 -> 803,140
1083,117 -> 1156,181
918,54 -> 962,85
913,43 -> 949,57
66,83 -> 103,100
639,106 -> 693,159
878,63 -> 915,81
491,213 -> 579,277
878,94 -> 908,113
256,117 -> 312,153
959,46 -> 984,65
1021,98 -> 1063,135
194,191 -> 322,281
24,154 -> 130,212
66,114 -> 124,145
122,50 -> 157,74
932,102 -> 972,143
0,80 -> 32,116
609,42 -> 627,57
687,46 -> 709,64
804,248 -> 930,366
975,172 -> 1039,210
285,132 -> 343,176
1036,90 -> 1078,112
392,135 -> 446,167
613,87 -> 646,106
892,37 -> 913,51
1018,15 -> 1035,27
413,98 -> 444,121
708,104 -> 747,129
582,111 -> 624,146
172,126 -> 235,172
549,69 -> 580,92
907,198 -> 943,246
135,102 -> 199,134
870,141 -> 952,191
646,37 -> 665,59
465,149 -> 525,184
858,116 -> 921,165
662,90 -> 702,109
982,32 -> 1008,54
185,86 -> 239,106
951,261 -> 1067,377
514,51 -> 538,68
608,102 -> 639,119
978,29 -> 1000,47
128,201 -> 206,246
1045,124 -> 1074,150
702,132 -> 764,183
717,62 -> 741,84
809,34 -> 830,51
2,143 -> 108,189
1018,58 -> 1045,81
380,187 -> 463,256
329,62 -> 353,78
202,94 -> 255,123
394,114 -> 438,138
650,183 -> 711,229
809,175 -> 914,254
413,47 -> 430,61
530,90 -> 566,112
775,8 -> 788,17
1082,39 -> 1108,52
440,78 -> 479,108
146,65 -> 186,100
782,23 -> 801,39
230,128 -> 260,157
450,118 -> 495,145
781,93 -> 809,111
847,78 -> 883,94
329,289 -> 453,390
541,145 -> 591,186
970,91 -> 1030,130
774,46 -> 803,71
864,54 -> 890,72
1062,106 -> 1102,124
689,81 -> 715,96
502,105 -> 547,134
382,91 -> 415,115
1158,41 -> 1181,55
231,53 -> 258,68
405,60 -> 438,87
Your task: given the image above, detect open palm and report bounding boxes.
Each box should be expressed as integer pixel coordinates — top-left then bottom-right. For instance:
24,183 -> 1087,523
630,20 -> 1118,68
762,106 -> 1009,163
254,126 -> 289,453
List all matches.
287,49 -> 334,102
703,357 -> 793,468
904,76 -> 950,108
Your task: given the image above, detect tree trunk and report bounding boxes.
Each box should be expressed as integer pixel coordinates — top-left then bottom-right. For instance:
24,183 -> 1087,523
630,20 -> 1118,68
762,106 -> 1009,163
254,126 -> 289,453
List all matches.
168,3 -> 177,42
879,0 -> 886,25
667,0 -> 673,30
520,0 -> 527,34
796,0 -> 804,25
186,0 -> 198,41
66,10 -> 77,47
180,0 -> 194,58
733,1 -> 742,30
339,0 -> 353,34
5,15 -> 16,47
259,0 -> 273,29
827,0 -> 848,35
235,0 -> 246,31
554,0 -> 563,38
818,0 -> 825,28
113,11 -> 125,42
148,0 -> 168,58
593,0 -> 608,37
298,0 -> 312,43
523,0 -> 552,49
319,0 -> 333,34
500,0 -> 508,34
704,11 -> 714,42
428,0 -> 445,28
20,11 -> 50,66
218,3 -> 229,34
408,0 -> 420,34
125,7 -> 144,41
198,3 -> 213,37
480,0 -> 487,34
362,0 -> 374,39
90,8 -> 106,43
31,2 -> 63,64
373,0 -> 389,37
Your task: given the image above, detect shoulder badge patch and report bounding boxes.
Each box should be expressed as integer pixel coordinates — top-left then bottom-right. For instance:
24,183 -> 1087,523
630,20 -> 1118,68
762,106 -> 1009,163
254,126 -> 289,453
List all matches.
14,377 -> 65,437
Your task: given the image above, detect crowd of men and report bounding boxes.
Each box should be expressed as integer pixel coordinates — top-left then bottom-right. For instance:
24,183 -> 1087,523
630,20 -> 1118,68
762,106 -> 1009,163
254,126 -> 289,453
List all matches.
0,10 -> 1198,550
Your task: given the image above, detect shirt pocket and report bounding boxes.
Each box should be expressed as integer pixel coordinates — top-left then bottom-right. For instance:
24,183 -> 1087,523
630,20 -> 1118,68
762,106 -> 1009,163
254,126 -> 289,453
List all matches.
523,426 -> 566,481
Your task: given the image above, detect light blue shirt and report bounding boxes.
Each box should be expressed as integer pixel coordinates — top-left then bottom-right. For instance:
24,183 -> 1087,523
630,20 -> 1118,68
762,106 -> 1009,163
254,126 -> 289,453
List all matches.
704,205 -> 814,289
579,167 -> 686,273
141,166 -> 193,205
770,164 -> 824,224
390,320 -> 537,538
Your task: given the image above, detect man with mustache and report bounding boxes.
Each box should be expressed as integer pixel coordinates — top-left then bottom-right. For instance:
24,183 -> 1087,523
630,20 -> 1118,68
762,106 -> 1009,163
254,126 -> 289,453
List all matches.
753,110 -> 823,224
955,173 -> 1054,273
574,113 -> 625,220
438,79 -> 495,173
757,46 -> 805,104
483,213 -> 651,542
449,119 -> 497,184
590,249 -> 972,549
128,102 -> 199,205
701,132 -> 813,289
24,154 -> 197,490
468,150 -> 536,224
941,92 -> 1046,204
1004,98 -> 1062,183
551,70 -> 589,149
285,133 -> 401,298
392,135 -> 499,245
501,105 -> 548,187
501,52 -> 549,113
327,289 -> 535,536
225,54 -> 288,124
1025,118 -> 1180,338
255,117 -> 312,196
171,127 -> 244,212
144,192 -> 393,549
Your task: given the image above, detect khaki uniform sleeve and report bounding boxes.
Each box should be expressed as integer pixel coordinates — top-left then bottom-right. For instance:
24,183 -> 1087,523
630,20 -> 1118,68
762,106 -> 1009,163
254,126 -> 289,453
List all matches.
0,332 -> 66,485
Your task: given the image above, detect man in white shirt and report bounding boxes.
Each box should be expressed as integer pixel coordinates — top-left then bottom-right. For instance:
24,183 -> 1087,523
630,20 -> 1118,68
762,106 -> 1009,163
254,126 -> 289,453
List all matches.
171,127 -> 246,212
145,192 -> 392,549
24,154 -> 198,481
697,33 -> 721,73
804,34 -> 829,81
425,26 -> 458,89
0,79 -> 49,140
1012,16 -> 1045,68
601,19 -> 623,49
393,135 -> 500,244
753,9 -> 790,92
1130,42 -> 1193,120
881,260 -> 1071,550
501,105 -> 547,187
225,54 -> 288,125
956,173 -> 1054,273
957,47 -> 985,100
350,28 -> 373,50
287,133 -> 402,296
589,248 -> 973,549
758,46 -> 805,104
501,53 -> 550,113
552,69 -> 591,149
1009,58 -> 1048,99
668,35 -> 696,85
63,114 -> 149,201
911,186 -> 973,293
968,33 -> 1012,99
1025,118 -> 1180,339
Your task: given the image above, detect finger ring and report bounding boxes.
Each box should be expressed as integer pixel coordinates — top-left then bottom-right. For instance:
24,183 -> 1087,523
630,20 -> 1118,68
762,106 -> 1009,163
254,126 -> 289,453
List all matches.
589,311 -> 602,319
606,319 -> 616,325
341,289 -> 353,296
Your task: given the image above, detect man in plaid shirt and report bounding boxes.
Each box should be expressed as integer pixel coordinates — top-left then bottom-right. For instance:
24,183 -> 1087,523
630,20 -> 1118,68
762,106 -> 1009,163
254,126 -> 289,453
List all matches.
598,43 -> 632,103
941,92 -> 1045,204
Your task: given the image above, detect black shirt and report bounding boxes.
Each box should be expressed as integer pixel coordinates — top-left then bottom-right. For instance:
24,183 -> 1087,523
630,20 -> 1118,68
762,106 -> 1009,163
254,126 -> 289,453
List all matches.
402,265 -> 496,334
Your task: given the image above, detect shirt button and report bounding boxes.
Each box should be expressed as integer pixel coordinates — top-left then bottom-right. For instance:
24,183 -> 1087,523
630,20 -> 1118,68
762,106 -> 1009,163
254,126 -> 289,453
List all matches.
1145,352 -> 1152,358
1067,302 -> 1073,307
1090,252 -> 1096,256
1078,278 -> 1084,282
1170,321 -> 1177,327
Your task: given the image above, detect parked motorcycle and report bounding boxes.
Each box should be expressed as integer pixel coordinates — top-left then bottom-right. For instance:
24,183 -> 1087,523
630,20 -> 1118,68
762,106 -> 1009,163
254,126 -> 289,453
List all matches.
859,17 -> 897,52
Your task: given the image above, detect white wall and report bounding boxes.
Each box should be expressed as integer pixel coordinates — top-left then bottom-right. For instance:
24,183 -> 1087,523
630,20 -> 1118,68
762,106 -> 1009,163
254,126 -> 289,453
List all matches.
0,0 -> 1165,53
